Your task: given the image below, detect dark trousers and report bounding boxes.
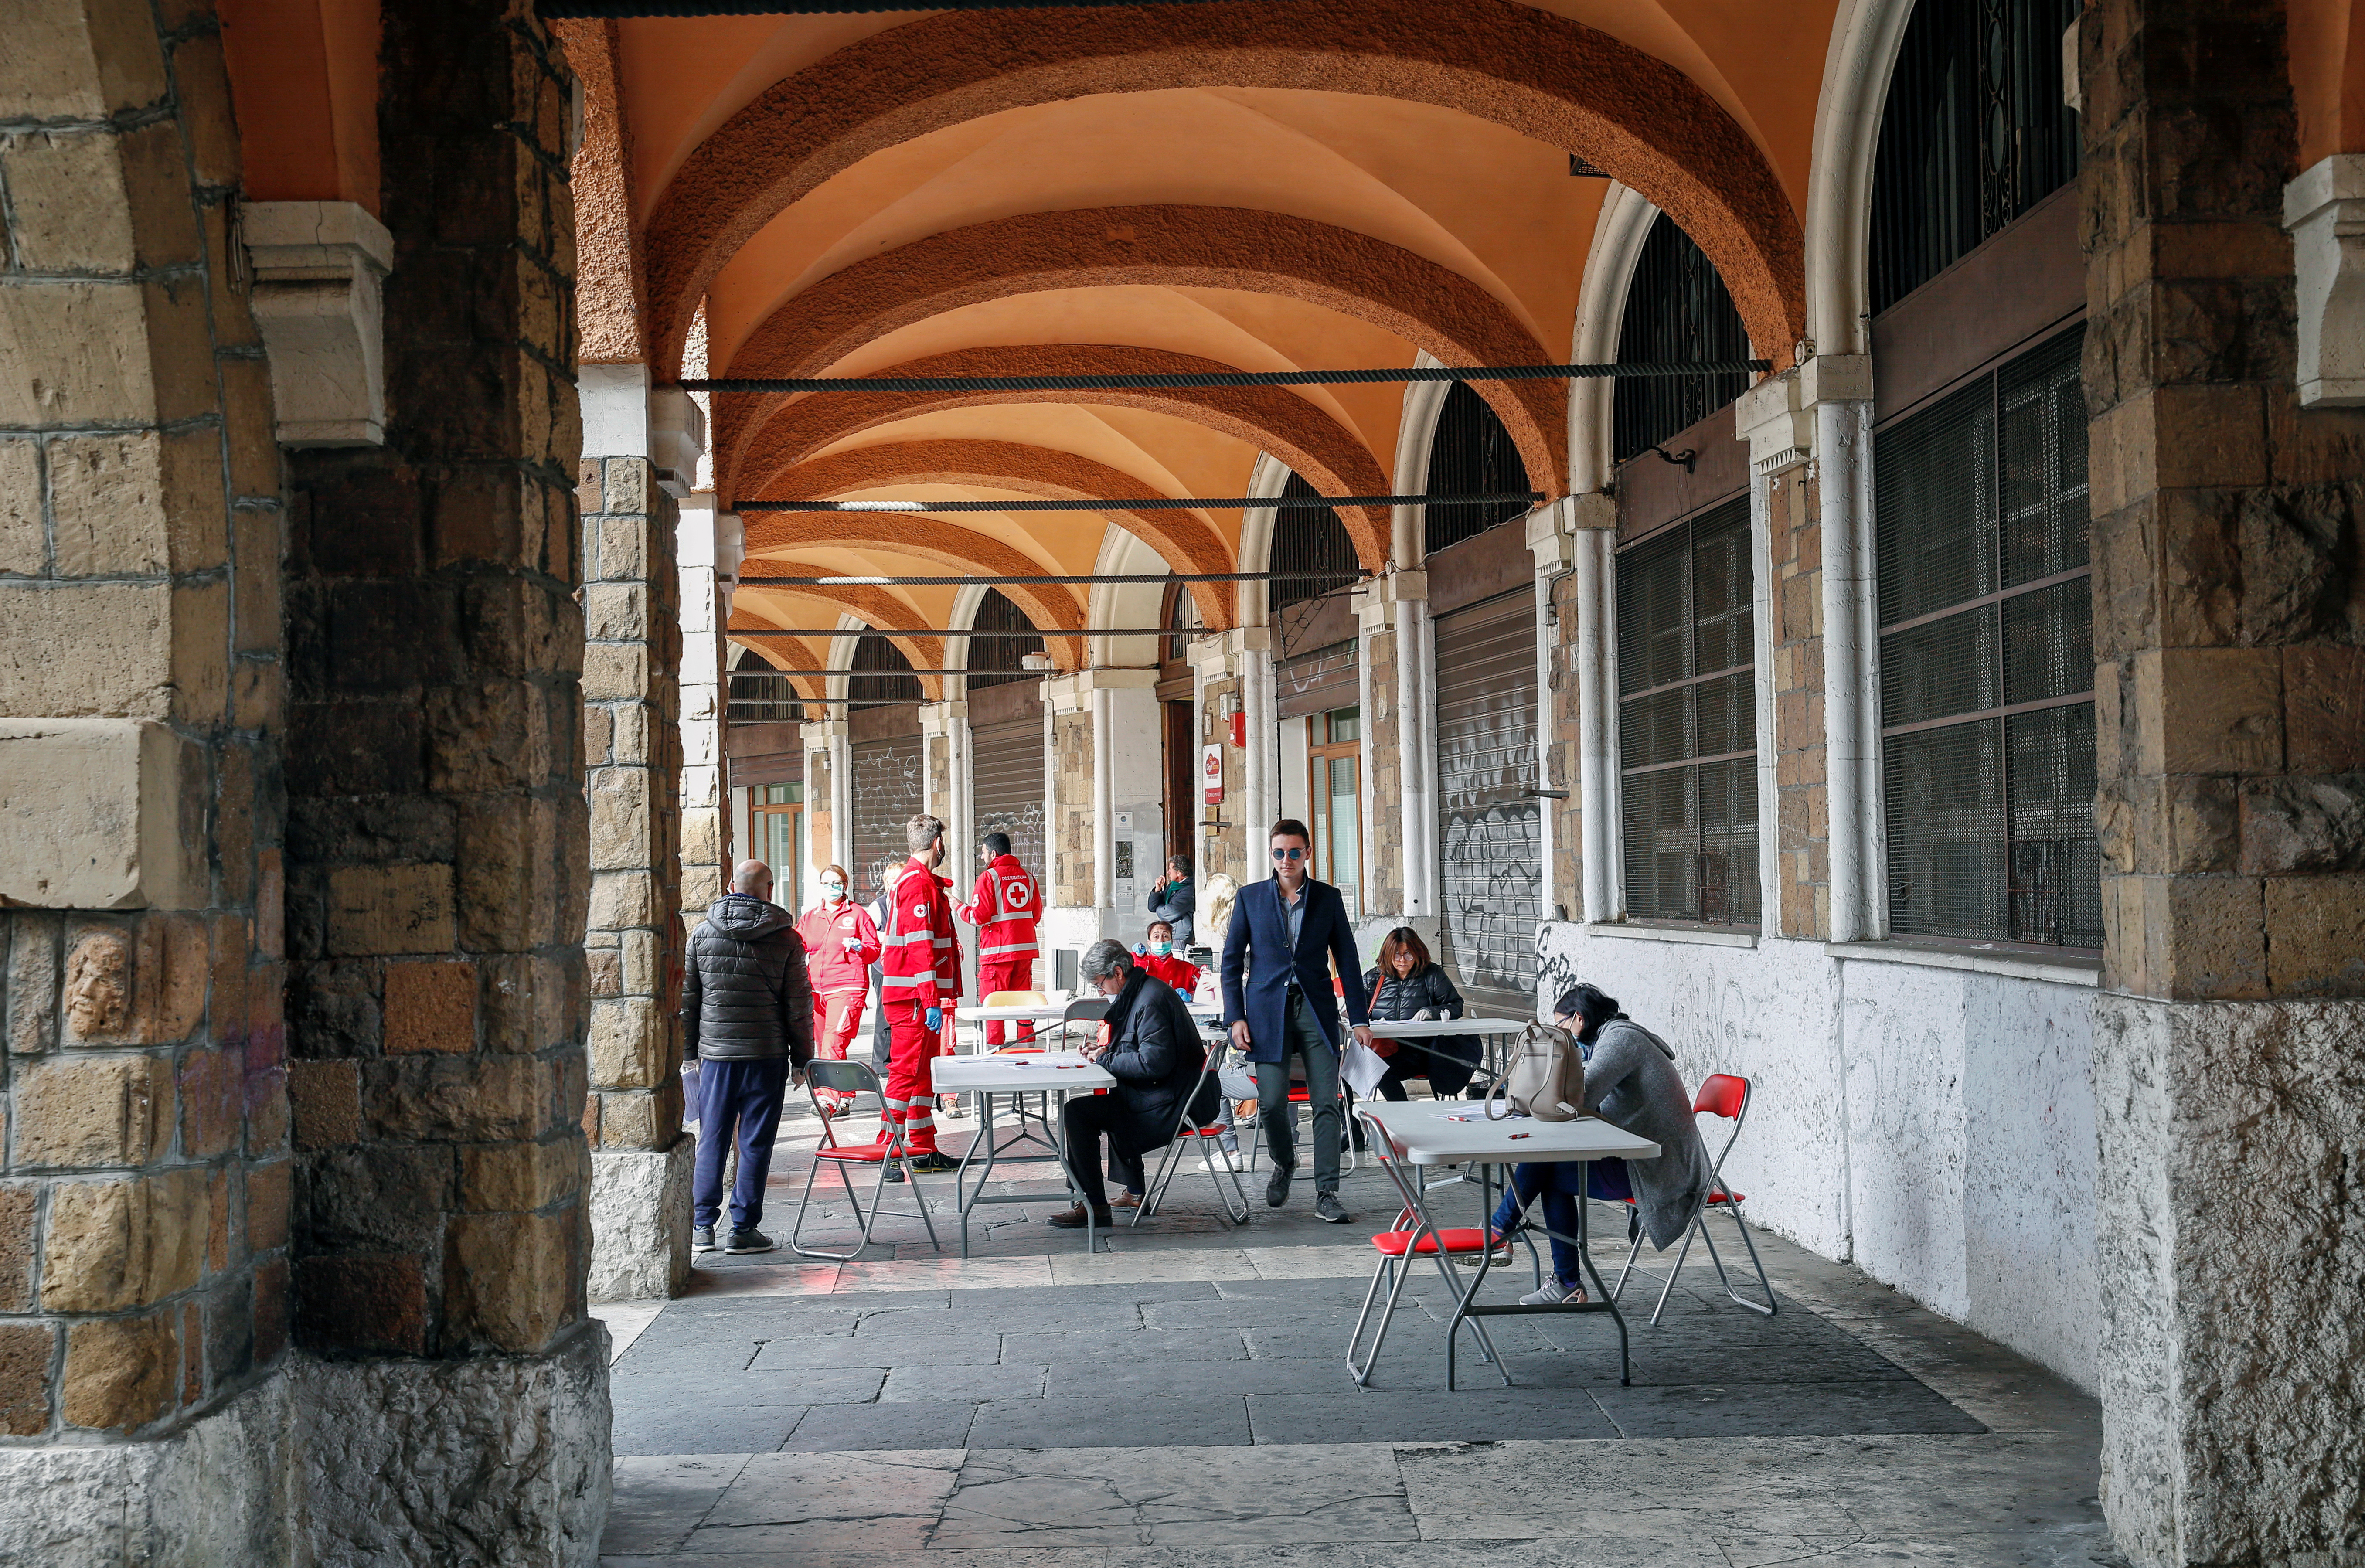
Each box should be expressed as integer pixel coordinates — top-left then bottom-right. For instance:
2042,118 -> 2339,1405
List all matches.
1253,993 -> 1341,1193
693,1057 -> 791,1231
1488,1160 -> 1636,1286
1059,1095 -> 1147,1211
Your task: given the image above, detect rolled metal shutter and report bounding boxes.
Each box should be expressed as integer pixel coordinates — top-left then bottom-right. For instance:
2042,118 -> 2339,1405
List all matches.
1276,639 -> 1357,720
850,735 -> 924,901
1433,586 -> 1541,1013
970,718 -> 1046,884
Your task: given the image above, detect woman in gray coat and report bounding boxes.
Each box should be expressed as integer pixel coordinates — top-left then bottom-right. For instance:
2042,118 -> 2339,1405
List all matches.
1489,984 -> 1712,1303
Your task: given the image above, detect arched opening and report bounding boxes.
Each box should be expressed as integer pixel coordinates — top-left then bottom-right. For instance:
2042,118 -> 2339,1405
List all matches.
1869,0 -> 2081,314
965,589 -> 1044,691
1421,381 -> 1532,556
1612,214 -> 1752,463
728,645 -> 804,724
1268,473 -> 1359,619
847,633 -> 923,711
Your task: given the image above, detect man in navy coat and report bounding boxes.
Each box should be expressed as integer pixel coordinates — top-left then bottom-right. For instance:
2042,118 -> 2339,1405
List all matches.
1220,818 -> 1373,1222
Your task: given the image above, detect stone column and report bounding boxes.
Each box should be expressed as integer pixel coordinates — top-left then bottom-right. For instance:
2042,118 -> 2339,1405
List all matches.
677,494 -> 737,933
803,719 -> 846,888
1351,579 -> 1405,915
577,454 -> 689,1303
2082,3 -> 2365,1562
1187,636 -> 1247,895
0,0 -> 296,1547
1388,578 -> 1436,917
1042,674 -> 1099,952
1526,502 -> 1586,923
276,3 -> 606,1556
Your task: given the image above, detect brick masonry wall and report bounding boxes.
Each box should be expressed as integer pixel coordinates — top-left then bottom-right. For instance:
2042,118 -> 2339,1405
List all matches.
1545,575 -> 1583,918
278,4 -> 591,1361
1053,710 -> 1093,906
579,457 -> 684,1155
1766,464 -> 1828,938
0,0 -> 289,1440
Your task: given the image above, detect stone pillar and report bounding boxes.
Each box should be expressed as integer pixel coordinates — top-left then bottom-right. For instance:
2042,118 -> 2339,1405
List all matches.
1351,580 -> 1406,914
277,2 -> 606,1557
1526,503 -> 1585,923
577,454 -> 689,1303
1187,637 -> 1248,895
1388,578 -> 1436,917
803,719 -> 846,888
676,494 -> 736,931
0,0 -> 297,1548
1043,675 -> 1099,950
2082,3 -> 2365,1562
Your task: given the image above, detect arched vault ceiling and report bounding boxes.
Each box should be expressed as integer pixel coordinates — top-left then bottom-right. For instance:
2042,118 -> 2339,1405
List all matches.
728,346 -> 1392,548
638,0 -> 1804,383
737,516 -> 1090,665
717,205 -> 1568,493
702,88 -> 1598,366
750,439 -> 1254,625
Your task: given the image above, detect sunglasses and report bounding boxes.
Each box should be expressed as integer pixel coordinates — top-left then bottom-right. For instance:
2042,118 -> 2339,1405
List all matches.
1270,847 -> 1306,861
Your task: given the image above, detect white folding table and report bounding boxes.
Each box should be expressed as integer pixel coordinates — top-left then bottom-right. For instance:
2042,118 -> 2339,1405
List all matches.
1356,1099 -> 1660,1388
1365,1014 -> 1530,1089
930,1051 -> 1116,1256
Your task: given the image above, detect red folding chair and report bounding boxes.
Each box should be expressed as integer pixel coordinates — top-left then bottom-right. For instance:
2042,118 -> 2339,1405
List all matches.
1613,1072 -> 1776,1324
788,1059 -> 943,1261
1132,1044 -> 1251,1227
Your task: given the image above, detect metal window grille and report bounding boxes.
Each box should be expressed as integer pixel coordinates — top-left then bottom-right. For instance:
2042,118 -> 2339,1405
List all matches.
1869,0 -> 2081,315
1877,324 -> 2098,948
728,647 -> 804,721
848,633 -> 923,708
966,588 -> 1042,690
1613,215 -> 1752,463
1164,578 -> 1201,663
1268,473 -> 1358,614
1423,381 -> 1532,555
1616,497 -> 1759,926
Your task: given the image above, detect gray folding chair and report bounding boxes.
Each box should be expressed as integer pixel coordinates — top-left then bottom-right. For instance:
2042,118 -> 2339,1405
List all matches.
1133,1045 -> 1251,1227
788,1059 -> 943,1261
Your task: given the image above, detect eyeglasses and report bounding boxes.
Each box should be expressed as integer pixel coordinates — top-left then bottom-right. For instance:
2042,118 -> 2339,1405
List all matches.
1270,847 -> 1306,861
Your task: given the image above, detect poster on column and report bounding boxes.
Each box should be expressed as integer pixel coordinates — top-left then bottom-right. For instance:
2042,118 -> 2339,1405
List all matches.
1203,742 -> 1225,804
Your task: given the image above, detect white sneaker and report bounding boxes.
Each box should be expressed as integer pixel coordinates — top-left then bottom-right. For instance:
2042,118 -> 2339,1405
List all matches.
1518,1280 -> 1586,1306
1197,1150 -> 1241,1172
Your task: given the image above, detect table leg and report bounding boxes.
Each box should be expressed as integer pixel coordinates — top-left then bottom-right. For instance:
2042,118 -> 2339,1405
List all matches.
1570,1159 -> 1632,1386
1439,1161 -> 1509,1390
953,1090 -> 1003,1261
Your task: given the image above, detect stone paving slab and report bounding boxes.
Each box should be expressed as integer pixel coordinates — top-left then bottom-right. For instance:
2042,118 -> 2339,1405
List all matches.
934,1443 -> 1416,1548
776,1401 -> 979,1453
966,1394 -> 1256,1450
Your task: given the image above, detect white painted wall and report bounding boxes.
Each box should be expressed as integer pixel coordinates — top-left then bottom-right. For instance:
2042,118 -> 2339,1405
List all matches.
1537,921 -> 2100,1392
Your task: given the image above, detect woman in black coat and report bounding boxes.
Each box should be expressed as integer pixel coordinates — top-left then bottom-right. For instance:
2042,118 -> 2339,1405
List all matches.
1358,927 -> 1480,1099
1050,939 -> 1211,1228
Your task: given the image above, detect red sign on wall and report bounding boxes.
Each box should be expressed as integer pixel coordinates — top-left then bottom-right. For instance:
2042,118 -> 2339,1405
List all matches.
1202,741 -> 1225,805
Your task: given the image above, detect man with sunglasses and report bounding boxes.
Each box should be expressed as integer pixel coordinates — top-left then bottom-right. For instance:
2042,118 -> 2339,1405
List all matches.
1219,819 -> 1373,1222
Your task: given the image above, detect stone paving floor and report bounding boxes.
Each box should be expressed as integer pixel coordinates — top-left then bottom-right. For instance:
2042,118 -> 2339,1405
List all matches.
594,1094 -> 2117,1566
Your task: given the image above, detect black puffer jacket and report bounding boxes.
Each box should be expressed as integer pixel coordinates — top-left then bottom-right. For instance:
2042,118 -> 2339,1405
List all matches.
1092,970 -> 1216,1156
1359,963 -> 1479,1092
681,895 -> 815,1064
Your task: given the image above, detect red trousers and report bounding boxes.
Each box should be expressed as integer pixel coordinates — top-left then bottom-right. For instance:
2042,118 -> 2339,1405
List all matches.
977,957 -> 1036,1046
883,1002 -> 943,1153
810,989 -> 865,1109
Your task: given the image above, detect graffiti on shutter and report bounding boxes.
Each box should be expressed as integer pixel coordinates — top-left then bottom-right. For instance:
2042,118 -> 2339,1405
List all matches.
971,718 -> 1047,884
851,736 -> 925,902
1434,587 -> 1541,1012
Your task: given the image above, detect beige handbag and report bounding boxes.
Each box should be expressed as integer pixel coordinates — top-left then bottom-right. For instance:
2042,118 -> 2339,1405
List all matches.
1484,1020 -> 1587,1122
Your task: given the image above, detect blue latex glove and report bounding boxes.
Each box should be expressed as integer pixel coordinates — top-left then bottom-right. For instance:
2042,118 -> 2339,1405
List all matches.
925,1006 -> 943,1033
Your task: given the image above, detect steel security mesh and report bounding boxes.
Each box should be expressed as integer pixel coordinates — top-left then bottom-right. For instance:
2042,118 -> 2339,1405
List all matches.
1877,325 -> 2097,947
1423,381 -> 1533,555
965,588 -> 1042,690
1616,497 -> 1759,925
1613,215 -> 1753,463
1434,588 -> 1542,1012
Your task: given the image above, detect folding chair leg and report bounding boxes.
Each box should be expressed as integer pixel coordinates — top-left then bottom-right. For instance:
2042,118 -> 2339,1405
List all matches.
1345,1256 -> 1410,1385
1132,1140 -> 1185,1229
1695,1202 -> 1776,1315
1649,1214 -> 1700,1326
1206,1142 -> 1250,1224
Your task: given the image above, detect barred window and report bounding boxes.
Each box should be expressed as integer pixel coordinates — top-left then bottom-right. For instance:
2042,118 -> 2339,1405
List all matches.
1617,497 -> 1759,926
1423,381 -> 1530,555
1876,325 -> 2099,948
1613,214 -> 1751,463
964,588 -> 1041,691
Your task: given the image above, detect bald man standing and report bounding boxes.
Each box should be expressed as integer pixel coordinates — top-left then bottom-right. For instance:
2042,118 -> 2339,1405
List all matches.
682,858 -> 815,1254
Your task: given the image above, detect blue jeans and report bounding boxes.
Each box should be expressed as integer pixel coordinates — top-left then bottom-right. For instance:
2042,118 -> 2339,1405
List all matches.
1488,1161 -> 1633,1287
693,1057 -> 792,1231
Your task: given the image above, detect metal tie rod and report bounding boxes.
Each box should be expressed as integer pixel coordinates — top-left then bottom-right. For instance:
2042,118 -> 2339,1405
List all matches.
685,360 -> 1767,394
738,492 -> 1538,513
739,570 -> 1358,586
732,628 -> 1168,637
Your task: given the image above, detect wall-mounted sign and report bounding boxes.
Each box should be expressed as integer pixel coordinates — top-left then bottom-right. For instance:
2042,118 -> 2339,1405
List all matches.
1202,742 -> 1225,805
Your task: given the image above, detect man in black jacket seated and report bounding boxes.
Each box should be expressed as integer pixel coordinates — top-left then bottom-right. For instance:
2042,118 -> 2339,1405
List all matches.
1049,939 -> 1208,1229
682,858 -> 816,1256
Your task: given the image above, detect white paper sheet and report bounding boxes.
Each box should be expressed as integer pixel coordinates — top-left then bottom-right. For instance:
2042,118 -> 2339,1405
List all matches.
1341,1040 -> 1391,1099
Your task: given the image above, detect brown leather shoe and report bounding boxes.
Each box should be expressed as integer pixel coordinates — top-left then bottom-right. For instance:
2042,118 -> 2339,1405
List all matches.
1110,1192 -> 1141,1210
1047,1203 -> 1113,1229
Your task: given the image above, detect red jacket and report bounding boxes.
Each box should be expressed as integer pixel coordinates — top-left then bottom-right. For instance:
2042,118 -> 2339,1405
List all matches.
795,899 -> 880,994
957,854 -> 1041,961
881,855 -> 958,1010
1136,952 -> 1201,996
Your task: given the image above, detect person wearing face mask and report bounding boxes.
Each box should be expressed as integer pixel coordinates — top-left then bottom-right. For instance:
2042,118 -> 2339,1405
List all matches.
872,814 -> 962,1171
1132,919 -> 1201,994
794,864 -> 882,1116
